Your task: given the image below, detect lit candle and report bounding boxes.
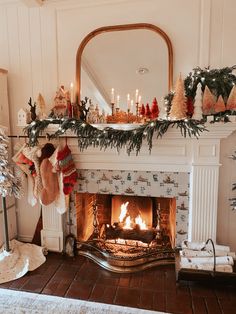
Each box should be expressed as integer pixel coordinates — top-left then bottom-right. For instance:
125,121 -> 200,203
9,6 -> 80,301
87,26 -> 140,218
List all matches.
127,94 -> 130,110
70,82 -> 74,103
116,95 -> 120,108
131,99 -> 134,112
138,95 -> 141,104
111,88 -> 115,103
135,89 -> 139,103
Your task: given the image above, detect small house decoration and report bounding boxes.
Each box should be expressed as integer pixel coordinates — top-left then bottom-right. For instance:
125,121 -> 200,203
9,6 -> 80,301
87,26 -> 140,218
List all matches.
52,86 -> 69,118
17,108 -> 31,126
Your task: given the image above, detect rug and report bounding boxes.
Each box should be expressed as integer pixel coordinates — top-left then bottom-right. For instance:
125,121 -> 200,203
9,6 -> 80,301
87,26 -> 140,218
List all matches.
0,288 -> 165,314
0,239 -> 46,284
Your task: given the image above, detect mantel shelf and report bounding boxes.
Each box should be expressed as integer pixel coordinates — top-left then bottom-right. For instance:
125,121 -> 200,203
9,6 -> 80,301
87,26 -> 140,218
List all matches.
38,121 -> 236,140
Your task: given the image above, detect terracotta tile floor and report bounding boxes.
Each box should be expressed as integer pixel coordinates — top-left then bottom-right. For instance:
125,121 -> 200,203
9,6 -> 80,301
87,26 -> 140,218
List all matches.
1,252 -> 236,313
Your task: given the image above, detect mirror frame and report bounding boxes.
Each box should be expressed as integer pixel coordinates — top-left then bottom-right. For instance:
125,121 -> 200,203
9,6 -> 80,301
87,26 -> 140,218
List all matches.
76,23 -> 173,103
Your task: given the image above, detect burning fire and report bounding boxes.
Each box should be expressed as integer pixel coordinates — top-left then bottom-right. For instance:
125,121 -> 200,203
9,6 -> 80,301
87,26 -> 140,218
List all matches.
119,202 -> 147,230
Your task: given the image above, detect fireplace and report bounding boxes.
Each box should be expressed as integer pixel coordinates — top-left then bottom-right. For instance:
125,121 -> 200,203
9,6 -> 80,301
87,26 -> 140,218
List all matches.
76,192 -> 177,272
40,123 -> 236,259
74,169 -> 188,272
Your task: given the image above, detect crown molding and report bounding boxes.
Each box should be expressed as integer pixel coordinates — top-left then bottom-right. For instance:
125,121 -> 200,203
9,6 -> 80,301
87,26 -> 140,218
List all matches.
20,0 -> 44,7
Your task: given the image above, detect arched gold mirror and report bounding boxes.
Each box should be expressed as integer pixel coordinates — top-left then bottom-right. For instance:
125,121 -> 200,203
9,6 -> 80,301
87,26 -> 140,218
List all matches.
76,23 -> 173,111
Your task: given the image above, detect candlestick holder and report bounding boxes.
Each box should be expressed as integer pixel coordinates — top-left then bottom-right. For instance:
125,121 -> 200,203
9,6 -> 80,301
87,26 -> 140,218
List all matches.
127,108 -> 130,123
136,102 -> 139,117
111,103 -> 115,116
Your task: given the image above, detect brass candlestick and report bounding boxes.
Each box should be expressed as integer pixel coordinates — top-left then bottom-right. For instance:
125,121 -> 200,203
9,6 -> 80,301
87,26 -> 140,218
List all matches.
111,103 -> 115,116
136,102 -> 139,117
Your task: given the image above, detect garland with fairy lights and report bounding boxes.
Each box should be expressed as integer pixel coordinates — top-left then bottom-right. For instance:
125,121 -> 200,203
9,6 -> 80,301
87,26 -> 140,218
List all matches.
24,66 -> 236,154
25,118 -> 205,155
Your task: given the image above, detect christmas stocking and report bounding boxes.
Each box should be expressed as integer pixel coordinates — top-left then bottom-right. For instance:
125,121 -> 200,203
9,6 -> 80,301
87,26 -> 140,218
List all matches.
57,144 -> 77,195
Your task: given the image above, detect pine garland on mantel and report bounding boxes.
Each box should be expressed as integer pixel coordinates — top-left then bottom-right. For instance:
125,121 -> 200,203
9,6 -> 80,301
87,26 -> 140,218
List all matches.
25,118 -> 206,155
24,66 -> 236,154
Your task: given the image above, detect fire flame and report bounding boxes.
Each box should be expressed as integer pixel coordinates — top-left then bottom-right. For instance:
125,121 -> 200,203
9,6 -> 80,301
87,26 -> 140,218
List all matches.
135,215 -> 147,230
119,201 -> 129,223
119,202 -> 147,230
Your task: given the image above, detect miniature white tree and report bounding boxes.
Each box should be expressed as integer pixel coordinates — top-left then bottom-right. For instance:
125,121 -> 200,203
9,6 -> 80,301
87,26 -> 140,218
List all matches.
158,98 -> 168,119
192,83 -> 203,120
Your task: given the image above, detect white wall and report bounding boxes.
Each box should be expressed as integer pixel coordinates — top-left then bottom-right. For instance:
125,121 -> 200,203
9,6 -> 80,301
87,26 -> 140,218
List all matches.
0,0 -> 235,249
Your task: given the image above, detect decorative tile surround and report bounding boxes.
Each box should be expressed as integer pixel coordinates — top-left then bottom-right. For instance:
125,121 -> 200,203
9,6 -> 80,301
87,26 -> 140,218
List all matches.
70,169 -> 190,246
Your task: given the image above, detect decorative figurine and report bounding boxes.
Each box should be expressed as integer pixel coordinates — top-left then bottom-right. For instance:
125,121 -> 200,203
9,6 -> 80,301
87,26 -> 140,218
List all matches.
28,97 -> 37,121
78,97 -> 89,121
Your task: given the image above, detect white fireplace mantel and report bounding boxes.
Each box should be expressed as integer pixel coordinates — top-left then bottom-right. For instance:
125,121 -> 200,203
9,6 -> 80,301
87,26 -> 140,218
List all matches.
41,122 -> 236,251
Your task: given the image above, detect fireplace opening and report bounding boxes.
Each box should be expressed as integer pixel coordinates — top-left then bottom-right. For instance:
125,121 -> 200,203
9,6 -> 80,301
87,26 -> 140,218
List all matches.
76,193 -> 176,272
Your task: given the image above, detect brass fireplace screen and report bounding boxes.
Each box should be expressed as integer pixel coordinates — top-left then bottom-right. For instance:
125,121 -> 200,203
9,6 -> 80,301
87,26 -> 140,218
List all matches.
75,193 -> 176,272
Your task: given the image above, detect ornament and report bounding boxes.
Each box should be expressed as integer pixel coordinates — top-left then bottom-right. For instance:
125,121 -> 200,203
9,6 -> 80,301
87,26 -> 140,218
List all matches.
151,98 -> 159,119
202,86 -> 215,115
214,95 -> 226,113
169,74 -> 187,120
226,85 -> 236,110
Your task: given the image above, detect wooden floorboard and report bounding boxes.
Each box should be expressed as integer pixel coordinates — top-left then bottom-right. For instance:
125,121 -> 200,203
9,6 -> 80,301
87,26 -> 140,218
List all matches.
1,252 -> 236,314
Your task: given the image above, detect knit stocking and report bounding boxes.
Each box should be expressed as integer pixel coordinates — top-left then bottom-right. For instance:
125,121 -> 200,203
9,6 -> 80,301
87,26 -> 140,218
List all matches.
57,145 -> 77,195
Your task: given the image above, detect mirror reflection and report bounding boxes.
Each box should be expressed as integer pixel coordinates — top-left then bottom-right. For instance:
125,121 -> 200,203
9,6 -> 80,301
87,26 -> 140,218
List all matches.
81,28 -> 169,114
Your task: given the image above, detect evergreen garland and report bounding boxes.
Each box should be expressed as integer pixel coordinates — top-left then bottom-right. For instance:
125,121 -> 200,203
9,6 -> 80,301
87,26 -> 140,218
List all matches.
184,65 -> 236,100
24,118 -> 206,155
